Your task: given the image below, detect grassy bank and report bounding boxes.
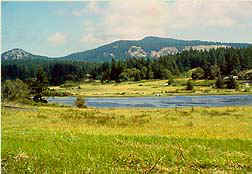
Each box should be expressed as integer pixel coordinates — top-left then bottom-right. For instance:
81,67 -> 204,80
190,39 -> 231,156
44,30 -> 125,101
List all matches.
50,79 -> 252,97
2,105 -> 252,173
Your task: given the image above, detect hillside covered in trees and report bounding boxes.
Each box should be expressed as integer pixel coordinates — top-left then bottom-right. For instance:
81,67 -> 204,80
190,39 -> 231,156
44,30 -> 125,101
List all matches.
2,37 -> 251,62
59,36 -> 252,62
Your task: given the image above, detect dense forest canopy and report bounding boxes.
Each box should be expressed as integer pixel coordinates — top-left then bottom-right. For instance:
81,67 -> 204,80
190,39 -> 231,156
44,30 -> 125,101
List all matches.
2,46 -> 252,85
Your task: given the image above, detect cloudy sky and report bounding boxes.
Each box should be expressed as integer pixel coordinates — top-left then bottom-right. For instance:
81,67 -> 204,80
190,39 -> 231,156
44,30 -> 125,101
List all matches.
2,0 -> 252,57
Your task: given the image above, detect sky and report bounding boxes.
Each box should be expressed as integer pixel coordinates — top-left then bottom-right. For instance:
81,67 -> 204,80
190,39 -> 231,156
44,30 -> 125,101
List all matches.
2,0 -> 252,57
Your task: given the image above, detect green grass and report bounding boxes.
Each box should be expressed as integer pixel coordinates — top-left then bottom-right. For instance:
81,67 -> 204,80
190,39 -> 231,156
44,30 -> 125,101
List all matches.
2,106 -> 252,173
50,79 -> 252,97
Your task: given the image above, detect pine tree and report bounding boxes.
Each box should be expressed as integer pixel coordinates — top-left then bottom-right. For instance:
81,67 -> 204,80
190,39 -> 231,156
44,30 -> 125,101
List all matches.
215,73 -> 225,89
30,67 -> 48,102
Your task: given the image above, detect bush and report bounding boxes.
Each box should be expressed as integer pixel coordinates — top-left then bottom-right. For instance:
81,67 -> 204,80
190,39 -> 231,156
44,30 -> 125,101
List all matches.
75,97 -> 87,108
191,67 -> 205,80
186,80 -> 194,90
167,77 -> 175,86
244,88 -> 250,92
245,72 -> 252,80
1,79 -> 30,102
60,81 -> 79,88
226,76 -> 239,89
43,89 -> 71,97
160,69 -> 172,80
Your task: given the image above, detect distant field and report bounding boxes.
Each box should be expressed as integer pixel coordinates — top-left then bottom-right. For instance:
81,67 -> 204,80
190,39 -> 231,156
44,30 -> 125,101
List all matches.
2,105 -> 252,173
50,79 -> 252,97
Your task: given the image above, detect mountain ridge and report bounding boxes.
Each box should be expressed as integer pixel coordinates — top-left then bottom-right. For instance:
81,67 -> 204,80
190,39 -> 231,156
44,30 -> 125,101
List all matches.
2,36 -> 251,62
60,36 -> 251,62
1,48 -> 51,61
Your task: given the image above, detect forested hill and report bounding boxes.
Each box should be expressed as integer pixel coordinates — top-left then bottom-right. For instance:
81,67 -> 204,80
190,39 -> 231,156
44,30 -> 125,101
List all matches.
60,36 -> 251,62
2,37 -> 251,62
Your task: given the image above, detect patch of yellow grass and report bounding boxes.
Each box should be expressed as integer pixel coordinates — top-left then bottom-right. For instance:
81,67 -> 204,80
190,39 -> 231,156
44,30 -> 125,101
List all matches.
2,106 -> 252,139
50,79 -> 252,97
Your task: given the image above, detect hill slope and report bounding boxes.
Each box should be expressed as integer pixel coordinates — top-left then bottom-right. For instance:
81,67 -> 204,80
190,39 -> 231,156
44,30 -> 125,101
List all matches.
2,36 -> 251,62
60,36 -> 251,62
1,48 -> 51,61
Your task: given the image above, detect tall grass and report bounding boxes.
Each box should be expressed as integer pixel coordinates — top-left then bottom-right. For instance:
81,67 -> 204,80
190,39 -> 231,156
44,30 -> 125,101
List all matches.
2,106 -> 252,173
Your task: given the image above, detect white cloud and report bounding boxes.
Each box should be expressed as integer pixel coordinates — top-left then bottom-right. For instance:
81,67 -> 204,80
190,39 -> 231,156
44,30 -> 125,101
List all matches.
80,34 -> 106,48
168,0 -> 252,28
80,0 -> 252,47
103,0 -> 169,39
48,32 -> 67,46
72,2 -> 101,16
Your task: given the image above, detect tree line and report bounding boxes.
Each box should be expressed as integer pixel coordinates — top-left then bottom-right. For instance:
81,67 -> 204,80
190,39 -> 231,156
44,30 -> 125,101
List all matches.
2,46 -> 252,85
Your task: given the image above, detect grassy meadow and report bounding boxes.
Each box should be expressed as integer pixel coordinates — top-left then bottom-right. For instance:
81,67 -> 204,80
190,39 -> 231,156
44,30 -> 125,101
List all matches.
2,105 -> 252,173
50,79 -> 252,97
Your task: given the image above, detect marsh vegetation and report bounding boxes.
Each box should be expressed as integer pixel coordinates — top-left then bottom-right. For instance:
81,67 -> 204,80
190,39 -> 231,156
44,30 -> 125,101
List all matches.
2,105 -> 252,173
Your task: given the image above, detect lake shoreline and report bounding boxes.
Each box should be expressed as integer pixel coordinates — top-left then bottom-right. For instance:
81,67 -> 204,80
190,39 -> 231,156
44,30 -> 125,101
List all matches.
47,95 -> 252,108
49,92 -> 252,98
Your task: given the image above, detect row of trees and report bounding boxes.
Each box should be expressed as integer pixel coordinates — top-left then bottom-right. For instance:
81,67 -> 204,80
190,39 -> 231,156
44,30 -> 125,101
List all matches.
2,46 -> 252,85
2,60 -> 98,85
2,67 -> 48,103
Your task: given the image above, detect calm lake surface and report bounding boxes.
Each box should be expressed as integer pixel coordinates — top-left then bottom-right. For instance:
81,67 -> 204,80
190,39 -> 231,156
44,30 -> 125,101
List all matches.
47,95 -> 252,108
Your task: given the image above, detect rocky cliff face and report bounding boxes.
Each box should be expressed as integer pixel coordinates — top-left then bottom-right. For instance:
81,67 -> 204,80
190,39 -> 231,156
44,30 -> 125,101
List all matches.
1,48 -> 32,60
126,45 -> 230,58
184,45 -> 231,51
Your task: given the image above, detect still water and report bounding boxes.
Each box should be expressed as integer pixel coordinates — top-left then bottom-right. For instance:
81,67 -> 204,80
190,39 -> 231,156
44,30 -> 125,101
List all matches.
47,95 -> 252,108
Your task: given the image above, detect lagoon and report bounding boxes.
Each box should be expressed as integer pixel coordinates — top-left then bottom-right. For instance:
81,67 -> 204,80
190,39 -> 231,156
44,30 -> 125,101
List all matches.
47,95 -> 252,108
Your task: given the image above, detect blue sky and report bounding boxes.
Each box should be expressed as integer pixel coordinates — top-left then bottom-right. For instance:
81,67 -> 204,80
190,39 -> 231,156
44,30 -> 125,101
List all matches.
2,0 -> 252,57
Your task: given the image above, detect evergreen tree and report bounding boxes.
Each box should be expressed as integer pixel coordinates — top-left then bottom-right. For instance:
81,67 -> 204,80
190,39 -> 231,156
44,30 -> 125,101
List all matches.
30,67 -> 48,102
209,65 -> 220,80
215,73 -> 225,89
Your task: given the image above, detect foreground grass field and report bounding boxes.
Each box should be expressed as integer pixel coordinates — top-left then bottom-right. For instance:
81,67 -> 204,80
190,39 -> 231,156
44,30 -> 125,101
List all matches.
51,79 -> 252,97
2,105 -> 252,173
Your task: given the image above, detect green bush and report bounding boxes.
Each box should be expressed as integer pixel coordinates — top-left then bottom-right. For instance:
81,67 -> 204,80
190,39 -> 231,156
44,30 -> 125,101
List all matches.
186,80 -> 194,90
167,78 -> 175,85
60,81 -> 79,88
191,67 -> 205,80
244,88 -> 250,92
1,79 -> 30,102
226,76 -> 239,89
75,97 -> 87,108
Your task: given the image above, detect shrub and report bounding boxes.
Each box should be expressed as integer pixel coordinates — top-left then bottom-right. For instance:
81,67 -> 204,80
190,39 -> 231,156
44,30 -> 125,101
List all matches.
60,81 -> 78,88
167,78 -> 175,86
75,97 -> 87,108
160,69 -> 173,80
191,67 -> 205,80
1,79 -> 30,102
244,88 -> 250,92
167,75 -> 176,86
226,76 -> 239,89
186,80 -> 194,90
245,72 -> 252,80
